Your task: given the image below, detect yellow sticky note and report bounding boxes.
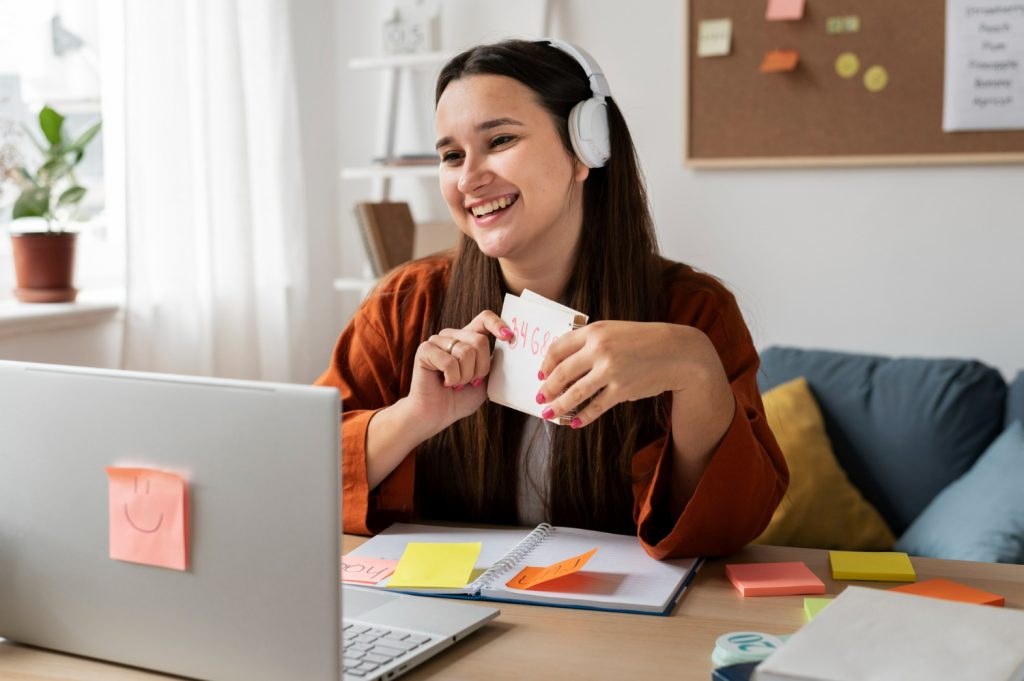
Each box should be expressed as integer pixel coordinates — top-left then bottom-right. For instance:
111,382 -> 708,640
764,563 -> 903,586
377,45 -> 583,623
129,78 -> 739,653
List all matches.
106,467 -> 189,571
804,596 -> 833,620
697,19 -> 732,58
506,548 -> 598,591
387,542 -> 481,589
829,550 -> 916,582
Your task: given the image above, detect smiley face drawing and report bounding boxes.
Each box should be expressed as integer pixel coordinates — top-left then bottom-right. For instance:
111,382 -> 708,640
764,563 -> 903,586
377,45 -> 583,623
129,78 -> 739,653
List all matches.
105,467 -> 189,571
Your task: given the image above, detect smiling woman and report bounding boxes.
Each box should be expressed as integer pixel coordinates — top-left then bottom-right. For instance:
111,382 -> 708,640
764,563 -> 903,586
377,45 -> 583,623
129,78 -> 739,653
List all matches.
317,39 -> 789,560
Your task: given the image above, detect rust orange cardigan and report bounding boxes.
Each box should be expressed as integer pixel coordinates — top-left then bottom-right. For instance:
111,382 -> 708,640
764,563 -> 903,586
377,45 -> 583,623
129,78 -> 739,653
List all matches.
316,256 -> 787,559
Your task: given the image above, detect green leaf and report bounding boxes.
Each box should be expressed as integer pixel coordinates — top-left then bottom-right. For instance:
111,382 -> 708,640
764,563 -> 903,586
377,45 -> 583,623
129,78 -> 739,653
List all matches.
37,158 -> 69,184
67,121 -> 101,153
57,185 -> 87,207
39,106 -> 65,147
12,187 -> 51,219
16,167 -> 39,187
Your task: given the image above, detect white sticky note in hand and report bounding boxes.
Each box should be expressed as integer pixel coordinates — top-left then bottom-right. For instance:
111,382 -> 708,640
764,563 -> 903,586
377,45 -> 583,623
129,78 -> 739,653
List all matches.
697,19 -> 732,58
488,290 -> 587,423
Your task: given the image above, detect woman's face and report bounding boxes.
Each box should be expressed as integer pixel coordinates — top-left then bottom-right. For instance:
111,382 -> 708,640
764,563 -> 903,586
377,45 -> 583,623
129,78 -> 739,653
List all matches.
435,74 -> 589,265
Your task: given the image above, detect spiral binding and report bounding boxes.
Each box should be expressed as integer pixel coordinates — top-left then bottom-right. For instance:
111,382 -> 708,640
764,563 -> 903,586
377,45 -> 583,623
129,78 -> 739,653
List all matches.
469,523 -> 554,592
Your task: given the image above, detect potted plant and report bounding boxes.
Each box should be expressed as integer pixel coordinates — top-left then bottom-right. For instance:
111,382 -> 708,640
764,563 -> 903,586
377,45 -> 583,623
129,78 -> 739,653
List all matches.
7,105 -> 101,303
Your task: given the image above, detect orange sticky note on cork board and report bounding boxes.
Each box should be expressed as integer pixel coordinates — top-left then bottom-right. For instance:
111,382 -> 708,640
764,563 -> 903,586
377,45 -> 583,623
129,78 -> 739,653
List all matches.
106,467 -> 189,571
760,50 -> 800,73
506,548 -> 598,591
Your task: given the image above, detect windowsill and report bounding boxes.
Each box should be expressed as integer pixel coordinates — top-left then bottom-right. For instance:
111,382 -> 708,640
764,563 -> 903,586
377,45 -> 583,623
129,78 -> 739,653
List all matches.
0,291 -> 124,339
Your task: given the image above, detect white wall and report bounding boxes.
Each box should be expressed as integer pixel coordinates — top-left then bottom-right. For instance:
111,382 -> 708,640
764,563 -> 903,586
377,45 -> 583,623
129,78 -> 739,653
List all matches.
336,0 -> 1024,378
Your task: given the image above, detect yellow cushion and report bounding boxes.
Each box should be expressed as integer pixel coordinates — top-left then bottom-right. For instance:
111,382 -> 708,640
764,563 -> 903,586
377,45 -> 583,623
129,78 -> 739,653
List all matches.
754,377 -> 895,551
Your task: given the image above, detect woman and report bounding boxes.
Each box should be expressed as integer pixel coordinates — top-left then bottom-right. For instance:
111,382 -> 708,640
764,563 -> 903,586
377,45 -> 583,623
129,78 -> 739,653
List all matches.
318,39 -> 787,559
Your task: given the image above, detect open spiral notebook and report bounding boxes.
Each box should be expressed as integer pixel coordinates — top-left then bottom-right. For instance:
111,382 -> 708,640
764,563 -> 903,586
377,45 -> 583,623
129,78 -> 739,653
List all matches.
345,523 -> 702,616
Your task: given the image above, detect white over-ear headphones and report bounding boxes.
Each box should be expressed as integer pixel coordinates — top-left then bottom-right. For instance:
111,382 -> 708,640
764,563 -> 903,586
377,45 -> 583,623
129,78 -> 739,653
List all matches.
544,39 -> 612,169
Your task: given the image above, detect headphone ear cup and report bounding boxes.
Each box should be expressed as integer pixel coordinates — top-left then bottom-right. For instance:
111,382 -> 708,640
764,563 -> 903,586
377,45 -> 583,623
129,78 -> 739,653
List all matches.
568,97 -> 611,169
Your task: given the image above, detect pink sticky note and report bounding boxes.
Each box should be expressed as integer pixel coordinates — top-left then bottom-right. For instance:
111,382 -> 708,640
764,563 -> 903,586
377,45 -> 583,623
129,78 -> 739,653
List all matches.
106,467 -> 188,571
766,0 -> 805,21
342,556 -> 399,584
725,561 -> 825,596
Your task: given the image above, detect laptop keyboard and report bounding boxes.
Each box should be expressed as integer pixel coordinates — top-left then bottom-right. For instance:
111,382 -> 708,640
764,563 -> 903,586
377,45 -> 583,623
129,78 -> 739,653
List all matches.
343,623 -> 435,678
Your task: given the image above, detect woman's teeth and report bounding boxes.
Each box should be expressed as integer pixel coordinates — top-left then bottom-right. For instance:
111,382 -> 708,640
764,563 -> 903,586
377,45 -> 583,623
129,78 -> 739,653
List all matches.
471,196 -> 515,217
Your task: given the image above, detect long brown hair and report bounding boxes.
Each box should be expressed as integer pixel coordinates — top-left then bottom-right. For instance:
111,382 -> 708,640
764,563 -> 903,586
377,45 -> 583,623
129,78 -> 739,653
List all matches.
415,40 -> 667,534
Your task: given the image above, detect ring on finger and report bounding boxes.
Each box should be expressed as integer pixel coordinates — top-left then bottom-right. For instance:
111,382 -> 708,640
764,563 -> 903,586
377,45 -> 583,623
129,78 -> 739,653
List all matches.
444,338 -> 460,354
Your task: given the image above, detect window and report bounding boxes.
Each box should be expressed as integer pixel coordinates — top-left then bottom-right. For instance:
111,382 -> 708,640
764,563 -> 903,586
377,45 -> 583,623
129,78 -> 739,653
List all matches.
0,0 -> 122,303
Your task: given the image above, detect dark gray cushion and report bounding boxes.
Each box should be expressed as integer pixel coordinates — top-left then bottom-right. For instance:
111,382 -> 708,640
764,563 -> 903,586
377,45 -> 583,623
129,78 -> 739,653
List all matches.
758,347 -> 1006,535
1007,371 -> 1024,428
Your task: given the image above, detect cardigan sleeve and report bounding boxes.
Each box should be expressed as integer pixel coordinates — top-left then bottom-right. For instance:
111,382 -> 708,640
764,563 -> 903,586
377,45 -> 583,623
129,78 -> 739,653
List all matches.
631,280 -> 788,559
314,260 -> 448,535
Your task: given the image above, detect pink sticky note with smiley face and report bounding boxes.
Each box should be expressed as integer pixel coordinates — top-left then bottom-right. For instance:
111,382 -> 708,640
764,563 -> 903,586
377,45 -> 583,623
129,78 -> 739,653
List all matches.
106,467 -> 189,571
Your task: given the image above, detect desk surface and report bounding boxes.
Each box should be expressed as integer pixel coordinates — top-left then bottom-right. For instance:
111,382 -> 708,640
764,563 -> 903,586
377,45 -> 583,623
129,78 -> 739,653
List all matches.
3,540 -> 1024,680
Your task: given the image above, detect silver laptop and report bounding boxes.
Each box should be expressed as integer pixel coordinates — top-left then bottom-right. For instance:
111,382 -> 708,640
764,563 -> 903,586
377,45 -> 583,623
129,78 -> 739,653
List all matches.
0,360 -> 497,681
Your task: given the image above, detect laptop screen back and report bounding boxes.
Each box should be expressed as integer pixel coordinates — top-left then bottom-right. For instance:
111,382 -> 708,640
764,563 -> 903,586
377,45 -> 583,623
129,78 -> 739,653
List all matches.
0,360 -> 342,681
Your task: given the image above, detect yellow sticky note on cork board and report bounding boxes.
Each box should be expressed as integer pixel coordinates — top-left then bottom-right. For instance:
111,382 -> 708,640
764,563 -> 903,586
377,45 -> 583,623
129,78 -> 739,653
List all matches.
506,548 -> 599,591
106,467 -> 189,571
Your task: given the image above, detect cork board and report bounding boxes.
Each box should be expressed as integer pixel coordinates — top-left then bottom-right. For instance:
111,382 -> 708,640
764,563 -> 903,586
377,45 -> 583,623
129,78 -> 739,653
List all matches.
685,0 -> 1024,167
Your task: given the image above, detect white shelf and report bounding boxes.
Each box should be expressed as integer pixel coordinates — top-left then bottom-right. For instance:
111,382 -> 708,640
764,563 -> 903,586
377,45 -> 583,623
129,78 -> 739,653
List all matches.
333,277 -> 377,293
347,52 -> 452,71
341,165 -> 439,181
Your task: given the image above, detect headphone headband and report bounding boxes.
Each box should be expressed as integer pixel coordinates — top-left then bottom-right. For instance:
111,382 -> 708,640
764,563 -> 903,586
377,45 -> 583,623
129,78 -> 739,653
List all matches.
545,39 -> 612,99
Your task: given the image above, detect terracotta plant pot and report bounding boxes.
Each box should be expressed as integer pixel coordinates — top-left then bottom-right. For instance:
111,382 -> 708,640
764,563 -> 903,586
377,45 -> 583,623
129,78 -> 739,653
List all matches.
10,232 -> 78,303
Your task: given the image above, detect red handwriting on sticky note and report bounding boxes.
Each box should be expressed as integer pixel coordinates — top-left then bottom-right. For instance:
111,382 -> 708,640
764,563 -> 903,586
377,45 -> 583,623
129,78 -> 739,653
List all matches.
342,556 -> 399,585
105,467 -> 188,571
760,50 -> 800,73
766,0 -> 805,21
506,548 -> 598,591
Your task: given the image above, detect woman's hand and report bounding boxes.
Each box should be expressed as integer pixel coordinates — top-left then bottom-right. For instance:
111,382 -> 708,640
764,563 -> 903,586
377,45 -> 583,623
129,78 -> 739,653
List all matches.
536,321 -> 730,429
406,310 -> 513,434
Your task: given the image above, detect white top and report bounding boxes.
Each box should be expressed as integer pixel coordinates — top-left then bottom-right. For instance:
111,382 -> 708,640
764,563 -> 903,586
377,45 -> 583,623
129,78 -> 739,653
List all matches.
517,418 -> 553,526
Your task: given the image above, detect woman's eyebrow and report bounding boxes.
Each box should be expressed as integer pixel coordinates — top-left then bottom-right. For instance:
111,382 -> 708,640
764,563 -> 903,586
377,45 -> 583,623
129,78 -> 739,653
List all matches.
435,117 -> 525,149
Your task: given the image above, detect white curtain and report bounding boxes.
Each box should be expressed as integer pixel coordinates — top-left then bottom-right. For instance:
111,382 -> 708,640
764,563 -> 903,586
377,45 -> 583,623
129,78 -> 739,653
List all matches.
119,0 -> 313,381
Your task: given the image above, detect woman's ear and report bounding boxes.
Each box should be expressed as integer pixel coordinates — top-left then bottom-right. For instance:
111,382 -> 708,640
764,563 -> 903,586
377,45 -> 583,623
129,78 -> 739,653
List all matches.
573,158 -> 590,183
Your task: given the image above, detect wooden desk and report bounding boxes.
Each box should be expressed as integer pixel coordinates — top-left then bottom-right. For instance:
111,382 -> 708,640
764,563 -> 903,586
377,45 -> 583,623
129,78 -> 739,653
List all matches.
3,540 -> 1024,680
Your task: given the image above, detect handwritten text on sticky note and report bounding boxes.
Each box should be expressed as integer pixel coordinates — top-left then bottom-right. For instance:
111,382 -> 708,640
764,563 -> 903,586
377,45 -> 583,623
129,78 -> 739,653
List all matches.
697,19 -> 732,58
106,467 -> 188,571
506,548 -> 598,591
342,556 -> 399,584
387,542 -> 482,589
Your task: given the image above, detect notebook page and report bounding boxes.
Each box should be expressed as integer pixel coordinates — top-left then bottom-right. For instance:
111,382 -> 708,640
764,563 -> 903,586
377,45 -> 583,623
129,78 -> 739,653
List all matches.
489,292 -> 585,422
479,526 -> 698,612
345,523 -> 531,594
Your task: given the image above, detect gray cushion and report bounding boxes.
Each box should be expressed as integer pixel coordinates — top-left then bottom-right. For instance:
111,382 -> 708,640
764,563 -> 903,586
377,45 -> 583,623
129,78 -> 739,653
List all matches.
758,347 -> 1006,535
895,421 -> 1024,563
1008,371 -> 1024,428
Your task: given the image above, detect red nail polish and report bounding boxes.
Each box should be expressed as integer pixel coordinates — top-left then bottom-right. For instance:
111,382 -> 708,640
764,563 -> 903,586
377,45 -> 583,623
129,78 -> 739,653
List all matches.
541,408 -> 555,420
535,392 -> 545,404
500,328 -> 513,339
454,384 -> 465,391
537,370 -> 545,380
570,417 -> 582,429
471,377 -> 484,387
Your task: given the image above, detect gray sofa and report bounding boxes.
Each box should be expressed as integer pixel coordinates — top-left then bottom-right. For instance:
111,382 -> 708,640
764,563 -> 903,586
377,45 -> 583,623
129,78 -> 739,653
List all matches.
758,346 -> 1024,564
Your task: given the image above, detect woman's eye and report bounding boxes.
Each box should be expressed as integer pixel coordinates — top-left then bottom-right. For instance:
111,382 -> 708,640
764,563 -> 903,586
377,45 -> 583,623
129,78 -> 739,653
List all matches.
490,135 -> 516,148
440,151 -> 463,164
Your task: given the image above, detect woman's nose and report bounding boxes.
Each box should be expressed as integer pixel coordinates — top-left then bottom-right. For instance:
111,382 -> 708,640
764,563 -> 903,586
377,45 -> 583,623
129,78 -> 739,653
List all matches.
457,157 -> 493,194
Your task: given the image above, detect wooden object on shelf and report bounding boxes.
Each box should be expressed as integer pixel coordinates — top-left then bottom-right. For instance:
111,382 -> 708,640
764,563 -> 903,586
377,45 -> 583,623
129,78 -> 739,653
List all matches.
353,202 -> 416,277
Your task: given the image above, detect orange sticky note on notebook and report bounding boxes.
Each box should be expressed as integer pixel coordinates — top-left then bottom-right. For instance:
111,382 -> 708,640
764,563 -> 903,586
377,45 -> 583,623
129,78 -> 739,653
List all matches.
105,467 -> 188,571
766,0 -> 805,21
760,50 -> 800,73
889,578 -> 1005,607
341,556 -> 398,585
725,561 -> 825,596
506,548 -> 598,591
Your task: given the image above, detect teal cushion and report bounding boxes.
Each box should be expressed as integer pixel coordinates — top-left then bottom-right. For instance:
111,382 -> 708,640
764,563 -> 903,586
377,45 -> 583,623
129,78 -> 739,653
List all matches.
895,421 -> 1024,564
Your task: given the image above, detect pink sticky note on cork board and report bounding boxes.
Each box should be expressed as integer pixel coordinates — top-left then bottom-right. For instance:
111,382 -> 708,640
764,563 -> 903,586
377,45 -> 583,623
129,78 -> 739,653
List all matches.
105,467 -> 189,571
